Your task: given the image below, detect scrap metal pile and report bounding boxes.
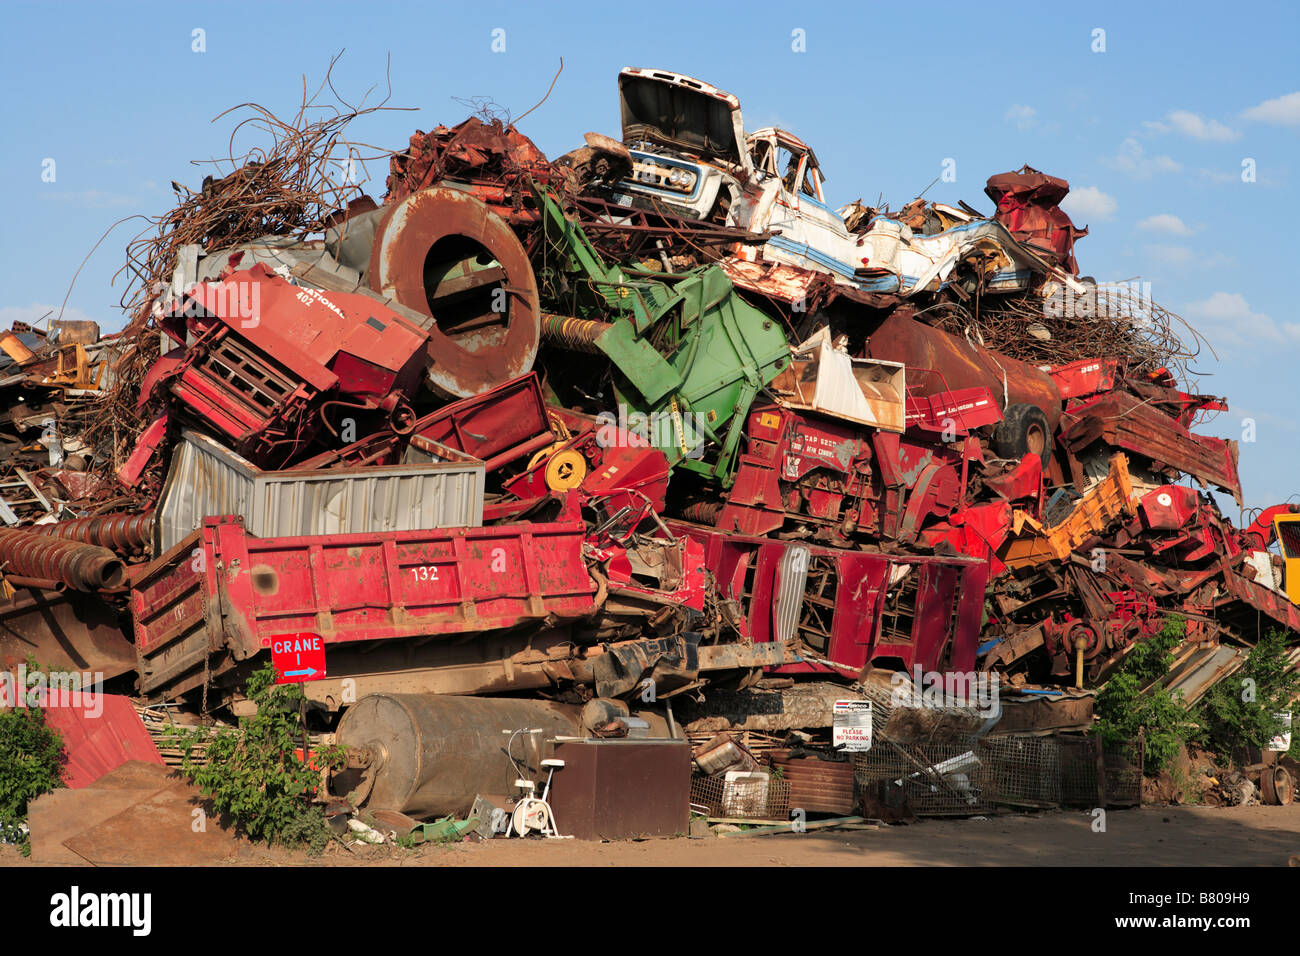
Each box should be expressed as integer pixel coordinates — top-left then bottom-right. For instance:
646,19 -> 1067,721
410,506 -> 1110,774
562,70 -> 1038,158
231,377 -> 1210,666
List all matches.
4,66 -> 1299,780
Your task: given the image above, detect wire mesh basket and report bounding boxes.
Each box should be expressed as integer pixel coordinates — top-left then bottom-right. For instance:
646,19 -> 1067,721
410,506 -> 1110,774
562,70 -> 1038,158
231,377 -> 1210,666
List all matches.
856,731 -> 1145,816
1102,735 -> 1144,807
690,772 -> 791,820
854,736 -> 996,816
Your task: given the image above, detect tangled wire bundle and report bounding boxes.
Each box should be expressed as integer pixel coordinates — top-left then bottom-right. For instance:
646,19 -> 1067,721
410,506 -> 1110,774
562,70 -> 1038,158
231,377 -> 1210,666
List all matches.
923,282 -> 1214,387
86,55 -> 412,474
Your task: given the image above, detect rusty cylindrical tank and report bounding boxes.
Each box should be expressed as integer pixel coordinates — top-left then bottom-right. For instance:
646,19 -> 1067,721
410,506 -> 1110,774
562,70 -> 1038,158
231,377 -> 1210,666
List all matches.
368,187 -> 541,400
334,694 -> 582,818
865,311 -> 1063,428
0,528 -> 125,591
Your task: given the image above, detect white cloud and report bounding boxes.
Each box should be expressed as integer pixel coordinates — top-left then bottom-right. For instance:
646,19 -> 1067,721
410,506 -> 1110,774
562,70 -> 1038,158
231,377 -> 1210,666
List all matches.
1196,167 -> 1243,184
1144,110 -> 1239,142
1144,244 -> 1195,266
1136,213 -> 1195,236
1104,138 -> 1182,179
1142,245 -> 1234,270
1060,185 -> 1117,222
1004,104 -> 1037,131
38,189 -> 136,209
1184,292 -> 1300,348
1242,91 -> 1300,126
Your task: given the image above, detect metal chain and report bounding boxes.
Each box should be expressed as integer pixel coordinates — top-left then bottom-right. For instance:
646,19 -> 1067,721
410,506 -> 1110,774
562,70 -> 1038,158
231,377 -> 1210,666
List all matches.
200,646 -> 210,721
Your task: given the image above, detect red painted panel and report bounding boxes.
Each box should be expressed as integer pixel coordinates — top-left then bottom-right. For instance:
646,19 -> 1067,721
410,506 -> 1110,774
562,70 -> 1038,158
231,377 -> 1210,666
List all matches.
40,694 -> 163,789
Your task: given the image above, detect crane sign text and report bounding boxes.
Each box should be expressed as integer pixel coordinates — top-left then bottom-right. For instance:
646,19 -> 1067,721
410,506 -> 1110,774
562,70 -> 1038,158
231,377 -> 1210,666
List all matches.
270,632 -> 326,684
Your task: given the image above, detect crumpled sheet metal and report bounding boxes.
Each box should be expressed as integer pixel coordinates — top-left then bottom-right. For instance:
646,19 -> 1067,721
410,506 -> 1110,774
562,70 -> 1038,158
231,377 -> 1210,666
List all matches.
843,216 -> 1085,298
385,117 -> 558,207
1000,453 -> 1137,569
985,165 -> 1088,274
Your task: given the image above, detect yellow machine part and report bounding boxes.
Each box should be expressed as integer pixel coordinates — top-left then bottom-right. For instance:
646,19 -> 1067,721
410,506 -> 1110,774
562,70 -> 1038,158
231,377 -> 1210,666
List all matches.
49,344 -> 105,390
1273,513 -> 1300,605
1001,453 -> 1138,570
543,449 -> 587,491
528,443 -> 563,471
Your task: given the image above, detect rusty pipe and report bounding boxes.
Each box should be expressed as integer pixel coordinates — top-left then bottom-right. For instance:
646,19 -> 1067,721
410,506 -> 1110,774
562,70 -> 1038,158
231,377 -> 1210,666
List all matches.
3,575 -> 66,592
482,432 -> 558,473
29,511 -> 155,555
0,528 -> 125,591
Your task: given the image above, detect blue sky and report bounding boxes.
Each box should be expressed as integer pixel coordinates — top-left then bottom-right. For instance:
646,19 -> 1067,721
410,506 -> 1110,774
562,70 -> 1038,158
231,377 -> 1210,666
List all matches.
1,0 -> 1296,515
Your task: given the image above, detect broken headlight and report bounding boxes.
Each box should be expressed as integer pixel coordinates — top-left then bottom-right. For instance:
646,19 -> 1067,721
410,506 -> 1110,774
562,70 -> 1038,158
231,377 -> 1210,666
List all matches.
631,160 -> 696,193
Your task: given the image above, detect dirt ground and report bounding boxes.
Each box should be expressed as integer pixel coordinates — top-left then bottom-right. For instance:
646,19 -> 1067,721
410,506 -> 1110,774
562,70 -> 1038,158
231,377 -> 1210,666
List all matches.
6,803 -> 1299,866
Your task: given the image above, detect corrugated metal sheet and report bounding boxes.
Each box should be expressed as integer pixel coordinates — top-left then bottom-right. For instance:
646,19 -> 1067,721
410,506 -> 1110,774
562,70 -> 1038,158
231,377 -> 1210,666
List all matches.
40,694 -> 163,788
773,544 -> 809,645
155,430 -> 485,552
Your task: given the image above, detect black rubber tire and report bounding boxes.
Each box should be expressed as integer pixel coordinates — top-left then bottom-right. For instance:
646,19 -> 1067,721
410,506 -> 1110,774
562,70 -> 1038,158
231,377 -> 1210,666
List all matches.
992,403 -> 1052,466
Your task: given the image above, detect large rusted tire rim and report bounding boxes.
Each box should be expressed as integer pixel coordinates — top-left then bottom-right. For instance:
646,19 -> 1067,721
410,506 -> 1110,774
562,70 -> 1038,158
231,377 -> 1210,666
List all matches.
369,187 -> 541,399
1262,766 -> 1294,806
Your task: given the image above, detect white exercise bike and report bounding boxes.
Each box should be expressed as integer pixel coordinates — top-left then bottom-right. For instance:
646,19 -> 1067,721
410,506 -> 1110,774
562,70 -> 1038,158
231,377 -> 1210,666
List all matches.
502,727 -> 571,839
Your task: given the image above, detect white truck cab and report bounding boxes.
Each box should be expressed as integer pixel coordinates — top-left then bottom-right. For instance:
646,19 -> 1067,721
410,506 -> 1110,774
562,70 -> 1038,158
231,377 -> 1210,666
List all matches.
603,67 -> 1078,300
614,67 -> 752,224
738,127 -> 871,283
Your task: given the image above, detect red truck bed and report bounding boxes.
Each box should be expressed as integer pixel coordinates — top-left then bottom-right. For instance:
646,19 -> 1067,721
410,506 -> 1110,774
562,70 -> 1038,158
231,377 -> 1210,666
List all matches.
131,515 -> 596,699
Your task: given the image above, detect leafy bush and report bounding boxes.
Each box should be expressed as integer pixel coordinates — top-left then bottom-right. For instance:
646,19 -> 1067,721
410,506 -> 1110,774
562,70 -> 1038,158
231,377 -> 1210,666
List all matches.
1196,630 -> 1299,766
1094,617 -> 1195,774
0,704 -> 66,854
169,663 -> 344,854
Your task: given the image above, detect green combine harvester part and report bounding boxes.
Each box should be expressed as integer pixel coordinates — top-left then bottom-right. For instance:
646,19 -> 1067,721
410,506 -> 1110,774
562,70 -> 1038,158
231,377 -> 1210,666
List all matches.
530,181 -> 790,486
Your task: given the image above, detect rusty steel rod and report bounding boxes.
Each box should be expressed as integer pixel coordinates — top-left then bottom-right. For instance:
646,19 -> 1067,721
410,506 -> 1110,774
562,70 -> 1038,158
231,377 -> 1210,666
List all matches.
0,528 -> 126,591
4,575 -> 66,592
28,511 -> 155,555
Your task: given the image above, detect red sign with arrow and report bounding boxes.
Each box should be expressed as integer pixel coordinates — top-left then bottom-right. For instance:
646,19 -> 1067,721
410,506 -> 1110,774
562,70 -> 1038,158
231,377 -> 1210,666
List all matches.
269,632 -> 326,684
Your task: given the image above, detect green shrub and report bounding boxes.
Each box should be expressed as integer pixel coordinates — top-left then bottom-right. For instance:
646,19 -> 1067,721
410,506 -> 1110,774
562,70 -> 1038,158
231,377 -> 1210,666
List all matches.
1196,630 -> 1299,766
168,663 -> 344,854
0,704 -> 66,854
1094,617 -> 1195,774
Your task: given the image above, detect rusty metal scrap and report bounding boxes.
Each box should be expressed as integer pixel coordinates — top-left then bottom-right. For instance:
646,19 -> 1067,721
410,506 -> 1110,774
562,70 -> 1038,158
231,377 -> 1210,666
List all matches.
0,527 -> 125,591
28,511 -> 155,556
386,117 -> 560,209
2,62 -> 1296,752
1001,454 -> 1138,569
88,56 -> 413,482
